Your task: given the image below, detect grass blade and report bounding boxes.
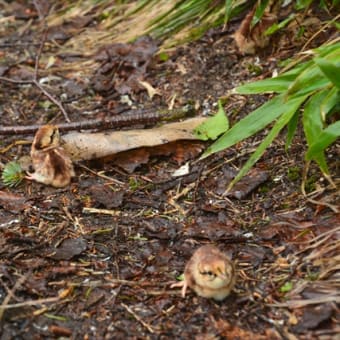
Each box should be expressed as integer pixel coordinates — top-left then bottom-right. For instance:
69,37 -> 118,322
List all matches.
226,94 -> 309,191
306,121 -> 340,161
321,87 -> 339,121
194,100 -> 229,140
314,57 -> 340,90
201,94 -> 307,159
285,110 -> 299,150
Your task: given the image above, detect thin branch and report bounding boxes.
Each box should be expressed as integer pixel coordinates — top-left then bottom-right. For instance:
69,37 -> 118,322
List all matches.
0,296 -> 61,310
0,29 -> 71,123
121,303 -> 156,334
0,271 -> 31,320
0,107 -> 193,135
32,79 -> 71,122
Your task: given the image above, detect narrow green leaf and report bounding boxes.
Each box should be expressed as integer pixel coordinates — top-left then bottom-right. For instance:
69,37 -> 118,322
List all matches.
194,100 -> 229,140
313,42 -> 340,58
308,151 -> 329,175
285,110 -> 299,150
265,14 -> 295,35
306,121 -> 340,160
314,57 -> 340,90
303,90 -> 327,145
287,64 -> 330,97
320,87 -> 339,121
224,0 -> 233,23
235,56 -> 320,95
202,94 -> 308,160
235,74 -> 298,94
226,95 -> 308,189
295,0 -> 314,9
303,89 -> 334,175
251,0 -> 270,27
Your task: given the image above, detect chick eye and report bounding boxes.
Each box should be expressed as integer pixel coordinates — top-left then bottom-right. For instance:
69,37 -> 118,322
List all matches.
201,271 -> 216,277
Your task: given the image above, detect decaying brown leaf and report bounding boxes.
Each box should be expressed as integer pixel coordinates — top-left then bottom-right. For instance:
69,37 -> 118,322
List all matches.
0,190 -> 30,213
91,36 -> 158,95
47,237 -> 87,260
89,185 -> 124,208
61,117 -> 207,162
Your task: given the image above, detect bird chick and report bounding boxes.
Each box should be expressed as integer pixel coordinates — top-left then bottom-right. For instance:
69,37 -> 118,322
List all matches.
26,125 -> 75,188
171,245 -> 235,301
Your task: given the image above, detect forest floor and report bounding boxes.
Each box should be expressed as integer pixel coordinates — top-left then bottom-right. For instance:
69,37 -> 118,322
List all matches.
0,2 -> 339,339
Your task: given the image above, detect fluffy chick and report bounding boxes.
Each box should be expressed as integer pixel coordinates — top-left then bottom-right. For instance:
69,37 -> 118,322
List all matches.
171,245 -> 235,301
26,125 -> 74,187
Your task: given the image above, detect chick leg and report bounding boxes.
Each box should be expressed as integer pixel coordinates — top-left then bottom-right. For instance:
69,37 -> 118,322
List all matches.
170,280 -> 188,298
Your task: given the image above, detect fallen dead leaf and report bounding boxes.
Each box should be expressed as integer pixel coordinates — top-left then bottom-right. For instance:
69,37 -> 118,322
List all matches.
291,303 -> 335,333
89,185 -> 124,208
61,117 -> 207,161
91,36 -> 158,95
0,190 -> 30,213
48,238 -> 87,260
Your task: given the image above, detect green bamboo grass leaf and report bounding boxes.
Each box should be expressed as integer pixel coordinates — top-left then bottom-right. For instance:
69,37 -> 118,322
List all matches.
235,59 -> 315,95
251,0 -> 270,28
235,74 -> 298,94
309,151 -> 329,175
226,94 -> 308,190
303,90 -> 327,145
321,87 -> 339,121
224,0 -> 234,22
224,0 -> 251,23
306,121 -> 340,160
149,0 -> 216,38
265,14 -> 295,35
302,89 -> 330,174
314,57 -> 340,90
285,110 -> 299,150
194,100 -> 229,140
287,48 -> 340,97
200,94 -> 307,159
295,0 -> 314,9
313,42 -> 340,57
287,64 -> 330,97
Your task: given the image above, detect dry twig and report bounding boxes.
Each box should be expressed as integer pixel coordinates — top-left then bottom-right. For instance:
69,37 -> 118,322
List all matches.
121,303 -> 156,334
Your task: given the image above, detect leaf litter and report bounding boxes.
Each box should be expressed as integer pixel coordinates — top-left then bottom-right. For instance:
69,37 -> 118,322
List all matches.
0,1 -> 339,339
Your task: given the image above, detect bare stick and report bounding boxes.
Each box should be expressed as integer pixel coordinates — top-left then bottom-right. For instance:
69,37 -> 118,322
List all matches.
121,303 -> 156,334
0,271 -> 30,320
0,296 -> 60,310
0,107 -> 193,135
33,29 -> 71,122
0,30 -> 71,123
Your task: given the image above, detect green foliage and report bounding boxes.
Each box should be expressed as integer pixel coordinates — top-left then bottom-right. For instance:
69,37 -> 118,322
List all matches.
265,14 -> 295,35
145,0 -> 253,42
1,161 -> 25,187
198,42 -> 340,189
280,281 -> 293,293
251,0 -> 270,27
142,0 -> 337,44
194,100 -> 229,140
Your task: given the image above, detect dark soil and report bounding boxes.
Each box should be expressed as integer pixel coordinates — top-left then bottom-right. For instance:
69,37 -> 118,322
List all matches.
0,2 -> 339,339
